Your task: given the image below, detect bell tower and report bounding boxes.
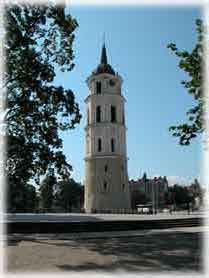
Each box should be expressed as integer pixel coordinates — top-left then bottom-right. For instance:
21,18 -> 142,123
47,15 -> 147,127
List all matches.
84,43 -> 131,213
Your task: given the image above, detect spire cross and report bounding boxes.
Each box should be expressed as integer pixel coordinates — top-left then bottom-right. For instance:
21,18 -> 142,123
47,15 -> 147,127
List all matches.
103,32 -> 105,45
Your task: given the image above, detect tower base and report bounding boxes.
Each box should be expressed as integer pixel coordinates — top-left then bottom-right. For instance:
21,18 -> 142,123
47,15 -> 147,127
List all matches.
84,156 -> 131,213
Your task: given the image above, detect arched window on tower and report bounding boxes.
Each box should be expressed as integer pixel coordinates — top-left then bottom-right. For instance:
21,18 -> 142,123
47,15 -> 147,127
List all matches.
111,138 -> 115,152
96,106 -> 101,123
96,81 -> 101,94
111,106 -> 116,122
98,138 -> 102,152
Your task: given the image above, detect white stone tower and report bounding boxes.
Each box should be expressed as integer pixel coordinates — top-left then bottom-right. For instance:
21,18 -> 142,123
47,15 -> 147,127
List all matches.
84,43 -> 131,213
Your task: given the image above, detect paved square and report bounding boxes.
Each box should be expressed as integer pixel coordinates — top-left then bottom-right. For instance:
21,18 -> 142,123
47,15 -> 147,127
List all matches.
4,227 -> 204,273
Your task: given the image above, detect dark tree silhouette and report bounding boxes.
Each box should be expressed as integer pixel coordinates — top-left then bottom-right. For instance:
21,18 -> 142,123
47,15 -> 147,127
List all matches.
3,4 -> 81,211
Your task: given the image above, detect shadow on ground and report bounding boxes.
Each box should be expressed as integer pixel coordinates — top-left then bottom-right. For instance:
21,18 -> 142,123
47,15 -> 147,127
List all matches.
6,230 -> 204,273
55,231 -> 203,272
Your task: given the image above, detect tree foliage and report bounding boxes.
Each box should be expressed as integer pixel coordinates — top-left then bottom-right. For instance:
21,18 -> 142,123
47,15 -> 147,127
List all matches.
170,184 -> 192,205
39,173 -> 56,210
130,190 -> 150,209
7,182 -> 37,212
4,3 -> 81,209
54,178 -> 84,212
167,19 -> 204,145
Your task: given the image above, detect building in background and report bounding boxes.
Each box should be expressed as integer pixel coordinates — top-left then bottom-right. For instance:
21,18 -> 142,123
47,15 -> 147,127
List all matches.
84,43 -> 131,213
129,173 -> 169,210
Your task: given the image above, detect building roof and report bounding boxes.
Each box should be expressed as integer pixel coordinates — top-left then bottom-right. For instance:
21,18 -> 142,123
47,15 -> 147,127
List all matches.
92,43 -> 115,76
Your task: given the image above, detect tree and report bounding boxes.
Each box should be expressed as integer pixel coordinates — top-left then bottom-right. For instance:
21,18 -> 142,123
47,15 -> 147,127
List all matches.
167,19 -> 204,145
39,174 -> 56,211
131,190 -> 150,209
24,183 -> 38,211
3,3 -> 82,210
7,182 -> 38,212
54,179 -> 84,212
164,191 -> 172,206
169,184 -> 193,209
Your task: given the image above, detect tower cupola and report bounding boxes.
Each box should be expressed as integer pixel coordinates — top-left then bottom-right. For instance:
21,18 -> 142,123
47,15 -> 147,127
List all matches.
92,43 -> 115,76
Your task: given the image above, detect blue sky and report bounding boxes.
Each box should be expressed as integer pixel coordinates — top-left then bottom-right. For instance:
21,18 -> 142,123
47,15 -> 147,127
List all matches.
53,5 -> 202,185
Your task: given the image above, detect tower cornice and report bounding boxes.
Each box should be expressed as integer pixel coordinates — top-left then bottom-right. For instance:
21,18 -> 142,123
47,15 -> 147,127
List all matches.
84,154 -> 129,161
84,93 -> 126,103
84,122 -> 127,131
86,72 -> 123,86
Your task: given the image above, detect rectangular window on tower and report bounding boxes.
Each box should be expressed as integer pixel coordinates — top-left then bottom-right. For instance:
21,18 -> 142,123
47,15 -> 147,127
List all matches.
96,106 -> 101,122
96,81 -> 101,94
111,106 -> 116,122
122,113 -> 125,124
98,138 -> 102,152
111,138 -> 115,152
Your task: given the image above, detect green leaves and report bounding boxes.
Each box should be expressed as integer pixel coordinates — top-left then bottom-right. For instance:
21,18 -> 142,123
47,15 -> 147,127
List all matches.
4,3 -> 82,211
54,178 -> 84,212
167,43 -> 177,52
39,174 -> 56,210
167,19 -> 204,146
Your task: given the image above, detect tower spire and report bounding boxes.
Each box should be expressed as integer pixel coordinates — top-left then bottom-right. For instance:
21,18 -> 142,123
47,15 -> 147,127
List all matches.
92,37 -> 115,76
100,43 -> 108,65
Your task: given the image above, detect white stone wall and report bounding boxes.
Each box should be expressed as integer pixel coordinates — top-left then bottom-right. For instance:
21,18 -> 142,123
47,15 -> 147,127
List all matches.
87,73 -> 122,96
86,125 -> 126,156
85,94 -> 126,124
84,71 -> 130,212
84,157 -> 130,212
85,85 -> 127,157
